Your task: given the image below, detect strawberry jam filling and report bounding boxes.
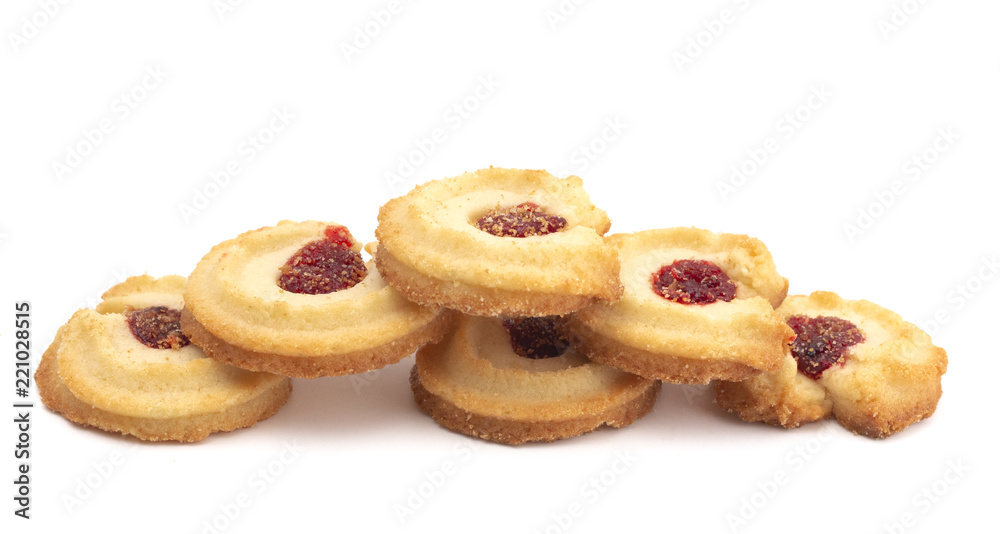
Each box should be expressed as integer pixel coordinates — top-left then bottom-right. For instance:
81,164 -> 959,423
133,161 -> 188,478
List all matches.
323,225 -> 354,248
476,202 -> 567,238
652,259 -> 737,305
502,316 -> 571,359
126,306 -> 191,350
787,315 -> 865,379
277,226 -> 367,295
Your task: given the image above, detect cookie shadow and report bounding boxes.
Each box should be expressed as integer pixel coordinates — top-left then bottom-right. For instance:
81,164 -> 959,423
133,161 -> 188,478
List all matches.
258,355 -> 425,441
642,382 -> 790,440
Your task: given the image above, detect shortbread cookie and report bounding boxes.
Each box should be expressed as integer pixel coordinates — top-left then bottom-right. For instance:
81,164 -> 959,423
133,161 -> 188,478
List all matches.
715,291 -> 948,438
182,221 -> 453,378
570,228 -> 792,384
36,275 -> 291,442
375,167 -> 621,317
412,314 -> 660,445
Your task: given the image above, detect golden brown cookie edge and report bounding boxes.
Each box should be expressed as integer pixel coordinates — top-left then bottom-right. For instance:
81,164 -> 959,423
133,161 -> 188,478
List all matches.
569,318 -> 765,385
35,340 -> 292,443
375,245 -> 616,317
409,365 -> 659,445
181,307 -> 455,378
713,378 -> 830,430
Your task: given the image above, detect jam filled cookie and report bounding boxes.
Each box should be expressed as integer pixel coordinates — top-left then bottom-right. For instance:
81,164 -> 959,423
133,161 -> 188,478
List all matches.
714,292 -> 948,438
375,167 -> 621,317
182,221 -> 454,378
411,314 -> 660,445
35,276 -> 291,442
569,228 -> 793,384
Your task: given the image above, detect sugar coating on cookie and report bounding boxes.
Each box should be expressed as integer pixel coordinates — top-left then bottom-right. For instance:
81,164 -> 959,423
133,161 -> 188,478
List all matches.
475,202 -> 568,238
375,167 -> 622,317
652,259 -> 737,304
570,227 -> 792,384
126,306 -> 191,349
786,315 -> 865,379
36,275 -> 291,442
714,291 -> 948,438
412,314 -> 660,445
277,237 -> 367,294
183,220 -> 453,378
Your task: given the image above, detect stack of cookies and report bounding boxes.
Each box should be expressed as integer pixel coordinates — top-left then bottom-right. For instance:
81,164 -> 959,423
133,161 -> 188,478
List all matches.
37,167 -> 948,443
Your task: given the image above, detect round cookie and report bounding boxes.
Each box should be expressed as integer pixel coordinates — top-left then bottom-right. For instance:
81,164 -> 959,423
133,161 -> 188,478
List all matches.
182,220 -> 454,378
375,167 -> 622,317
715,291 -> 948,438
412,314 -> 660,445
570,227 -> 793,384
36,275 -> 291,442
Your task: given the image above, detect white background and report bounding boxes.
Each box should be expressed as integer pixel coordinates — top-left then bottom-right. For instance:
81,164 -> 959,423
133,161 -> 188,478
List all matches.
2,1 -> 997,533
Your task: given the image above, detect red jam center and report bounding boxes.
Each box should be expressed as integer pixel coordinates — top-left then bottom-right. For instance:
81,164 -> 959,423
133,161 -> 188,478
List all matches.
277,226 -> 367,295
475,202 -> 568,238
652,259 -> 737,305
502,316 -> 571,359
787,315 -> 865,379
125,306 -> 191,350
323,225 -> 354,248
